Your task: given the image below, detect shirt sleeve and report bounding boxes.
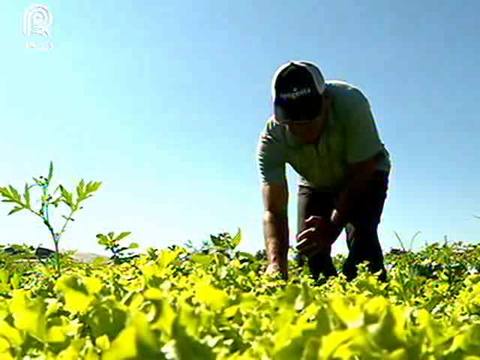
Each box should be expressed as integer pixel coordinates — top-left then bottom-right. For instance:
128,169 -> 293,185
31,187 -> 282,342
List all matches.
256,129 -> 287,186
345,89 -> 384,164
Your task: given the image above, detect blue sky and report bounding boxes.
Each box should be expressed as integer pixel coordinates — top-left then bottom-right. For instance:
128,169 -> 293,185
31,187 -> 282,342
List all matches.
0,1 -> 478,256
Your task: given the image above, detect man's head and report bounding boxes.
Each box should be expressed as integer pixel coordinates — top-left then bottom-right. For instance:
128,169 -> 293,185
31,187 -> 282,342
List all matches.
271,61 -> 330,144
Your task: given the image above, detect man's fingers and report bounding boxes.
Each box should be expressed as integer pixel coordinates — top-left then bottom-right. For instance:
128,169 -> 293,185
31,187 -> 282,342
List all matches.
296,241 -> 313,252
296,235 -> 315,248
296,233 -> 332,256
296,238 -> 317,253
299,245 -> 318,256
305,215 -> 315,224
304,215 -> 322,226
298,242 -> 330,257
296,227 -> 315,242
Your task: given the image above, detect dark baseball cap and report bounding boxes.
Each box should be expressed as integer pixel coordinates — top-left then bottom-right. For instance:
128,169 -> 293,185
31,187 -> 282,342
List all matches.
272,61 -> 326,124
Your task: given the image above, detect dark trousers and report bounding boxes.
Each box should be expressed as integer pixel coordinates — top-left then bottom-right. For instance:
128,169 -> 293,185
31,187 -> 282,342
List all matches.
296,170 -> 390,283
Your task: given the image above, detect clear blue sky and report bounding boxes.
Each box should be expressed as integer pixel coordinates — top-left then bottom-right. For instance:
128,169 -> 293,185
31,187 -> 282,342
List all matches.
0,1 -> 478,256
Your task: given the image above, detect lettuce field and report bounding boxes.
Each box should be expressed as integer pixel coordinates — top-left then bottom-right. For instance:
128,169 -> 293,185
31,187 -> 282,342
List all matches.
0,163 -> 479,359
0,234 -> 480,359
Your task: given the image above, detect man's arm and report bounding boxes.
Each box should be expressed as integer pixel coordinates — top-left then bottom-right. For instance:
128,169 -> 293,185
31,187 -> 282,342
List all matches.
331,151 -> 382,228
262,182 -> 289,275
332,88 -> 385,228
296,154 -> 380,257
256,123 -> 289,275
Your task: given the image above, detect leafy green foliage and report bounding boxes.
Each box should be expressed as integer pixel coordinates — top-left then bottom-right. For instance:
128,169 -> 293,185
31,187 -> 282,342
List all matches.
1,165 -> 479,358
0,233 -> 479,359
96,231 -> 139,264
0,162 -> 101,276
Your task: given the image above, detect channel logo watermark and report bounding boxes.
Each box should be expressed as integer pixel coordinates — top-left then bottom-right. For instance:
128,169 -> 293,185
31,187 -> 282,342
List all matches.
23,4 -> 53,50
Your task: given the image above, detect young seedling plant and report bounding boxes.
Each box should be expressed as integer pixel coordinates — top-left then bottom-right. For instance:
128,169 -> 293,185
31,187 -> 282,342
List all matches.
0,161 -> 101,276
96,231 -> 139,264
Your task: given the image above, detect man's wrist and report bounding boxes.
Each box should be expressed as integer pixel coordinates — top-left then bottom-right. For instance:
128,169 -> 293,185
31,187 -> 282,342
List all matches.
269,252 -> 288,265
266,239 -> 287,261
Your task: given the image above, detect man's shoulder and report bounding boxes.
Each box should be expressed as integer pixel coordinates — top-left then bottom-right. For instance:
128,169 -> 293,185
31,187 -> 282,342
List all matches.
260,115 -> 287,141
326,80 -> 367,100
326,80 -> 371,112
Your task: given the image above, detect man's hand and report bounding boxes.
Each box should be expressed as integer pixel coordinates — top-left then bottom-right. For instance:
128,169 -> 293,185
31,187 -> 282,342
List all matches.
296,216 -> 342,257
265,262 -> 288,279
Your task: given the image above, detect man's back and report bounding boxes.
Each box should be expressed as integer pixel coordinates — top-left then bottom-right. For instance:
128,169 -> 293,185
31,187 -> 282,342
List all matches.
256,80 -> 391,192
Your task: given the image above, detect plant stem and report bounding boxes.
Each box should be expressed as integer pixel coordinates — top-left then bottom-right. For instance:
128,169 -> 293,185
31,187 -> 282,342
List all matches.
58,209 -> 76,240
50,209 -> 76,276
54,236 -> 60,275
42,214 -> 60,275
